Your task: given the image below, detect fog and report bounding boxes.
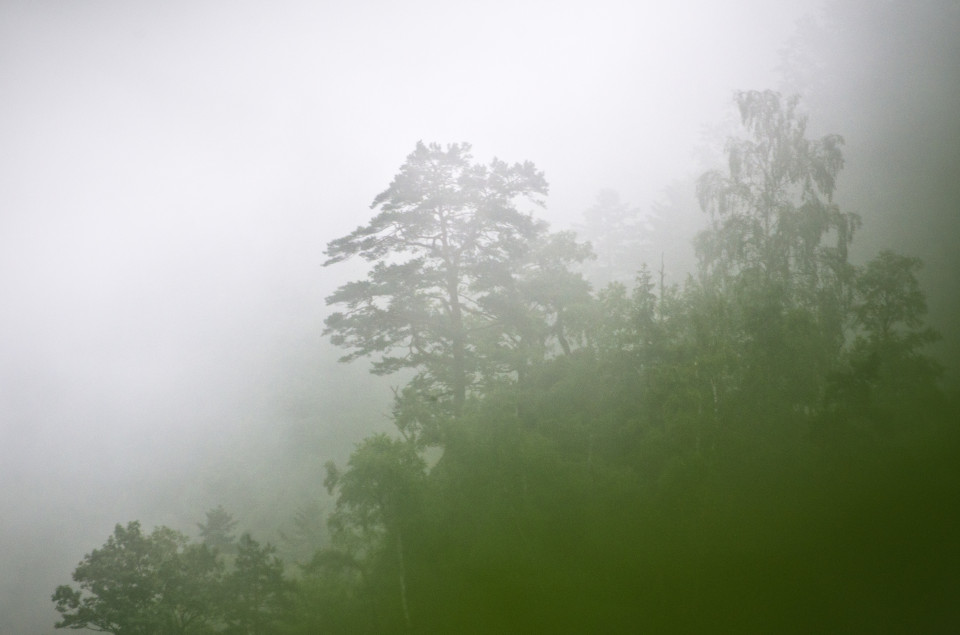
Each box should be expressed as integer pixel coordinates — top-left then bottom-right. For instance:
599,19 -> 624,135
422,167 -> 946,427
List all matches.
2,0 -> 957,632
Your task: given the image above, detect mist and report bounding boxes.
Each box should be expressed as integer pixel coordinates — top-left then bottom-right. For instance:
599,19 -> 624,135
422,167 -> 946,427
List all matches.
2,0 -> 958,632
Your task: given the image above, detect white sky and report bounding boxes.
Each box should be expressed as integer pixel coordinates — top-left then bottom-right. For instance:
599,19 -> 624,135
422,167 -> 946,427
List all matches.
0,0 -> 813,468
0,0 -> 815,631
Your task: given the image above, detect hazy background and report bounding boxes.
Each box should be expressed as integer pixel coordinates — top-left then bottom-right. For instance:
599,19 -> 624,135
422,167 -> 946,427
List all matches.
2,1 -> 957,632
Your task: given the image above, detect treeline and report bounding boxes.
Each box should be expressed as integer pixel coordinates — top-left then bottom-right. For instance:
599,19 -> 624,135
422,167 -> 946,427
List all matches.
53,91 -> 959,633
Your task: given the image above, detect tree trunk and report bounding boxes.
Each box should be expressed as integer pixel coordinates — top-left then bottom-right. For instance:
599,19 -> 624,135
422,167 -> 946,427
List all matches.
446,269 -> 467,415
396,531 -> 411,631
554,307 -> 572,356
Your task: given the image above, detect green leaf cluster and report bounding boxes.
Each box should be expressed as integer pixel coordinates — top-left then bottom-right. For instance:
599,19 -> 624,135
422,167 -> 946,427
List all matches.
53,518 -> 288,635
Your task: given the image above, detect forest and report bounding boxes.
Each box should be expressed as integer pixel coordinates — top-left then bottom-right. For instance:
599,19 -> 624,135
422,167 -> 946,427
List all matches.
50,89 -> 959,633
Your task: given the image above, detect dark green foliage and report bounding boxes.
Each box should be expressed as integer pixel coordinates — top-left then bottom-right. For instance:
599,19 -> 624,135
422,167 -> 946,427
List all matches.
305,116 -> 954,632
320,434 -> 426,632
52,521 -> 224,634
221,535 -> 288,635
853,249 -> 935,345
820,250 -> 946,440
54,111 -> 958,632
53,522 -> 290,635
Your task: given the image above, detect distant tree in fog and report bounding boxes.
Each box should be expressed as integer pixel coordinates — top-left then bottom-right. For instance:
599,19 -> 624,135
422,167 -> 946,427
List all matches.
221,534 -> 289,635
323,142 -> 547,415
197,505 -> 238,554
574,189 -> 648,286
323,141 -> 589,421
53,521 -> 291,634
52,521 -> 222,634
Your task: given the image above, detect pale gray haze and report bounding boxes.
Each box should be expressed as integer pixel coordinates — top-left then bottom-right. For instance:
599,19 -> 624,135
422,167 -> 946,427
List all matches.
21,0 -> 959,631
